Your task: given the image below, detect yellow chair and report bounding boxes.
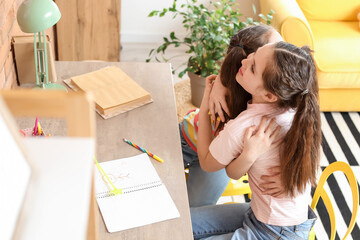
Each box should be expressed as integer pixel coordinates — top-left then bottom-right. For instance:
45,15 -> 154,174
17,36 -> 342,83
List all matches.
309,161 -> 359,240
260,0 -> 360,111
222,174 -> 251,199
184,169 -> 251,199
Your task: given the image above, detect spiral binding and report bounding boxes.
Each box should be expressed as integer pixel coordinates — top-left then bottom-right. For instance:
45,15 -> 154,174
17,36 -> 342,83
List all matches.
96,180 -> 163,199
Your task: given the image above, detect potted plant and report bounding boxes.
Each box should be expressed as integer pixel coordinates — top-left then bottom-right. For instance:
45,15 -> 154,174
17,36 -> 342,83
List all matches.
146,0 -> 273,107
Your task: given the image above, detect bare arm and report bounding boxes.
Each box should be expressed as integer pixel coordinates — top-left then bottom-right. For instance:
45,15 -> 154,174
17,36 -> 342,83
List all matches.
208,75 -> 230,122
226,117 -> 281,180
197,75 -> 227,172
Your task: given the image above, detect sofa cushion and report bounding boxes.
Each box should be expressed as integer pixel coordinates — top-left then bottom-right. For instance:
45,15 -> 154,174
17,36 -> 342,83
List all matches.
308,20 -> 360,73
297,0 -> 360,21
317,71 -> 360,89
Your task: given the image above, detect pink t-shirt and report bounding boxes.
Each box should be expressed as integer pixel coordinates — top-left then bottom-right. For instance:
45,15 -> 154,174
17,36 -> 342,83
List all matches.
209,102 -> 311,226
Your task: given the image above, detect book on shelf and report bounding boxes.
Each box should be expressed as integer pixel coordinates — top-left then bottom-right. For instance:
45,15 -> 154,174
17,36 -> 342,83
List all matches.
65,66 -> 153,119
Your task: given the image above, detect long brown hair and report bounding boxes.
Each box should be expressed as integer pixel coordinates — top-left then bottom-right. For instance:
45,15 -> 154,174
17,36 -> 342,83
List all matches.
263,42 -> 321,197
217,25 -> 274,132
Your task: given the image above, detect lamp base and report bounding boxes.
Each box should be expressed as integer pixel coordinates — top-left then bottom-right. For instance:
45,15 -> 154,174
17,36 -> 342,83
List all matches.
34,83 -> 68,91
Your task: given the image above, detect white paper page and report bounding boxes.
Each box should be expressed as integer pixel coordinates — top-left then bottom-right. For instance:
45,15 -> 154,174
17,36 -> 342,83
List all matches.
95,153 -> 180,232
0,105 -> 31,240
95,153 -> 161,192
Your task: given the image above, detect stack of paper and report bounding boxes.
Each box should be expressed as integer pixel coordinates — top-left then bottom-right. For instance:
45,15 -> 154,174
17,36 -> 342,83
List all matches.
66,66 -> 153,119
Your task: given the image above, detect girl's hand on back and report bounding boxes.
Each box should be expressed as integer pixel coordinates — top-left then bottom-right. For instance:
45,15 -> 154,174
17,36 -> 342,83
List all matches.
242,117 -> 281,160
243,117 -> 285,197
208,75 -> 230,122
260,166 -> 285,197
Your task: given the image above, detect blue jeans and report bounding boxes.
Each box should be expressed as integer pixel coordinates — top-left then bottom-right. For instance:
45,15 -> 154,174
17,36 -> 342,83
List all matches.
179,122 -> 230,207
191,203 -> 317,240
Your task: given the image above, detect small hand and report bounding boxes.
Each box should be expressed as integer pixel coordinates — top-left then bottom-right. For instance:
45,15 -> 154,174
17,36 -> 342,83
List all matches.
205,74 -> 216,92
208,75 -> 230,122
260,166 -> 285,197
200,75 -> 216,111
242,117 -> 281,159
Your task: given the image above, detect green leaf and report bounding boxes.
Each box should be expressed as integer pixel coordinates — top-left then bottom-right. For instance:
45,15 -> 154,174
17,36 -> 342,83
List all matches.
184,37 -> 192,44
258,13 -> 267,21
159,8 -> 168,17
178,68 -> 190,78
161,55 -> 168,62
252,4 -> 256,14
230,17 -> 238,24
148,10 -> 159,17
148,49 -> 155,57
246,17 -> 254,24
170,32 -> 178,40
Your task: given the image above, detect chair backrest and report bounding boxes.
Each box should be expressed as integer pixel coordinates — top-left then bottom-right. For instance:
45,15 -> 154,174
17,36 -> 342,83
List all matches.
0,89 -> 95,137
0,89 -> 98,240
310,161 -> 359,240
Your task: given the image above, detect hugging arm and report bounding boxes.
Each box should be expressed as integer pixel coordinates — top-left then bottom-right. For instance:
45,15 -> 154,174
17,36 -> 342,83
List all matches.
226,117 -> 281,179
226,118 -> 285,197
197,75 -> 227,172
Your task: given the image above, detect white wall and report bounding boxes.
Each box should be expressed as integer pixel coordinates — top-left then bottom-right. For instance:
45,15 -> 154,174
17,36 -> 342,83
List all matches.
121,0 -> 260,44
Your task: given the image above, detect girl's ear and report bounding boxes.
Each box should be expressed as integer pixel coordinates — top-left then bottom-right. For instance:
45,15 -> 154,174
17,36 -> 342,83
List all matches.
263,92 -> 278,103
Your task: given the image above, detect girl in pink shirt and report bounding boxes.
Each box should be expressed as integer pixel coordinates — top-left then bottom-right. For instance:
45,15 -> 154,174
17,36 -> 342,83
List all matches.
192,42 -> 321,239
182,25 -> 285,208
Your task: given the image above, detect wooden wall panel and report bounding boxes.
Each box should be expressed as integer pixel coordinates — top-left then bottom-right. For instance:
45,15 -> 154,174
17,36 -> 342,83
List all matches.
55,0 -> 120,61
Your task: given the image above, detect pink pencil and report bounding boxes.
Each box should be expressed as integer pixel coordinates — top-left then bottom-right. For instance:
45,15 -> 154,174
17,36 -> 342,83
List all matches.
33,117 -> 39,136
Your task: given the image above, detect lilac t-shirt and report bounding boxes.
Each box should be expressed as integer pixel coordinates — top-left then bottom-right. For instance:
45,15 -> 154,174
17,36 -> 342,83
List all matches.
209,102 -> 311,226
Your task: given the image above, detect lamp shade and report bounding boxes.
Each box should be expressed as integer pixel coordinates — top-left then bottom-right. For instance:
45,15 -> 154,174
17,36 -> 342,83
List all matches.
17,0 -> 61,33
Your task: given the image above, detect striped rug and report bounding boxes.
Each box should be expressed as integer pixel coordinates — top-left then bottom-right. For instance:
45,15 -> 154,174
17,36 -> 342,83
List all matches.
314,112 -> 360,240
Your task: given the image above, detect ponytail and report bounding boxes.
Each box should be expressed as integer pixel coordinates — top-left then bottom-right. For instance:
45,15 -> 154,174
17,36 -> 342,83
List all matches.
263,43 -> 321,197
281,83 -> 321,196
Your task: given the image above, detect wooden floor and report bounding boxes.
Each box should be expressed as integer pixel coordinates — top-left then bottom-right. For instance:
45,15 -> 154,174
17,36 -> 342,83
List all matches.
120,42 -> 247,204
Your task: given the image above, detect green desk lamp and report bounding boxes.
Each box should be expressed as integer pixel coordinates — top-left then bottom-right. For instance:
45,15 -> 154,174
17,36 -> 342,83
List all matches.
17,0 -> 67,90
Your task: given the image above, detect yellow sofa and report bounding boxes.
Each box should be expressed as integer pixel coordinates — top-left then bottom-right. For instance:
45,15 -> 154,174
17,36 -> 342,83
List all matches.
260,0 -> 360,111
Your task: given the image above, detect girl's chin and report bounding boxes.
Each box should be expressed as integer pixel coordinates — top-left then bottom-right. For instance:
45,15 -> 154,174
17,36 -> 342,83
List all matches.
235,76 -> 242,85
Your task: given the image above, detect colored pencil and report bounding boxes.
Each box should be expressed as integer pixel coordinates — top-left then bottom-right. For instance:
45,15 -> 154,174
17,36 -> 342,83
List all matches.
33,117 -> 39,136
123,138 -> 164,163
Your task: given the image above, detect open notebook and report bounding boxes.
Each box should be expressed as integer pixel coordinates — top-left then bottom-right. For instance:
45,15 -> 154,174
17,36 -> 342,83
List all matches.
95,153 -> 180,233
